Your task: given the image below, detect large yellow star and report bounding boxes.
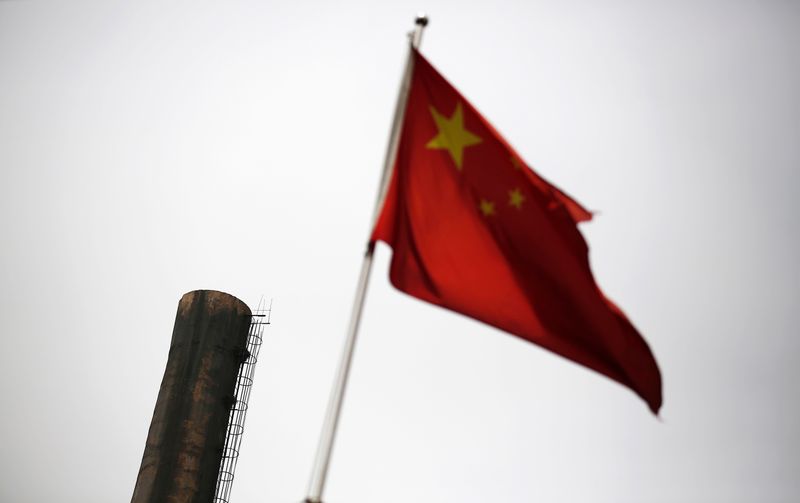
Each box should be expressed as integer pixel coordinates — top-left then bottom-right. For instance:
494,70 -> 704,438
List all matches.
426,102 -> 482,170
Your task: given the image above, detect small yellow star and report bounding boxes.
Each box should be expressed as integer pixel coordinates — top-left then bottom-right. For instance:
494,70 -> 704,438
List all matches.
426,102 -> 482,170
479,199 -> 496,216
508,188 -> 525,209
510,155 -> 523,170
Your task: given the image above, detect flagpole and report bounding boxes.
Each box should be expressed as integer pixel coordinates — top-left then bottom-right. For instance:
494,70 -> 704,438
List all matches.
304,14 -> 428,503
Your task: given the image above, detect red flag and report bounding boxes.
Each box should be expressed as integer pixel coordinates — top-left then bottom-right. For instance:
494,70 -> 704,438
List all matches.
371,50 -> 662,413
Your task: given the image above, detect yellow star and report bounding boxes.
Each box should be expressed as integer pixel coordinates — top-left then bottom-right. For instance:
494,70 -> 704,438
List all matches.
510,155 -> 523,170
508,188 -> 525,209
479,199 -> 496,216
426,102 -> 482,170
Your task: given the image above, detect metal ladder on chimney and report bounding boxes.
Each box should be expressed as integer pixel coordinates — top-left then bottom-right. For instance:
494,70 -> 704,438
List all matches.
213,298 -> 271,503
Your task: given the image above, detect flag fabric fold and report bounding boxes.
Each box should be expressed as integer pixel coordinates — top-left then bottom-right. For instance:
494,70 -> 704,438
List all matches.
371,49 -> 662,413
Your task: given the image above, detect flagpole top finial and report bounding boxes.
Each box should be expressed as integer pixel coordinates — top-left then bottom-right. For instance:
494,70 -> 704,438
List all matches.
415,13 -> 429,27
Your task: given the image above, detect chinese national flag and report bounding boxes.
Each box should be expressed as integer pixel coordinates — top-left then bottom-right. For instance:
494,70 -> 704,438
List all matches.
371,50 -> 662,413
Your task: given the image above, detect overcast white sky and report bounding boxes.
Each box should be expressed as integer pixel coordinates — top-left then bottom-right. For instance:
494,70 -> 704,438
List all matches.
1,1 -> 798,502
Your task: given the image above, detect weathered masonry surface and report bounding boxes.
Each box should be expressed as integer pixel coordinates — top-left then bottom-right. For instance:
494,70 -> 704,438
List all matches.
131,290 -> 251,503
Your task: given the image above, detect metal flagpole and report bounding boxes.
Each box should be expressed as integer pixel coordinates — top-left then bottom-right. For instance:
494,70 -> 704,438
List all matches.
304,14 -> 428,503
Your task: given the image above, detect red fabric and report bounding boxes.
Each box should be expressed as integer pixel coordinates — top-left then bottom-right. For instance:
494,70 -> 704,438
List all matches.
371,50 -> 662,413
